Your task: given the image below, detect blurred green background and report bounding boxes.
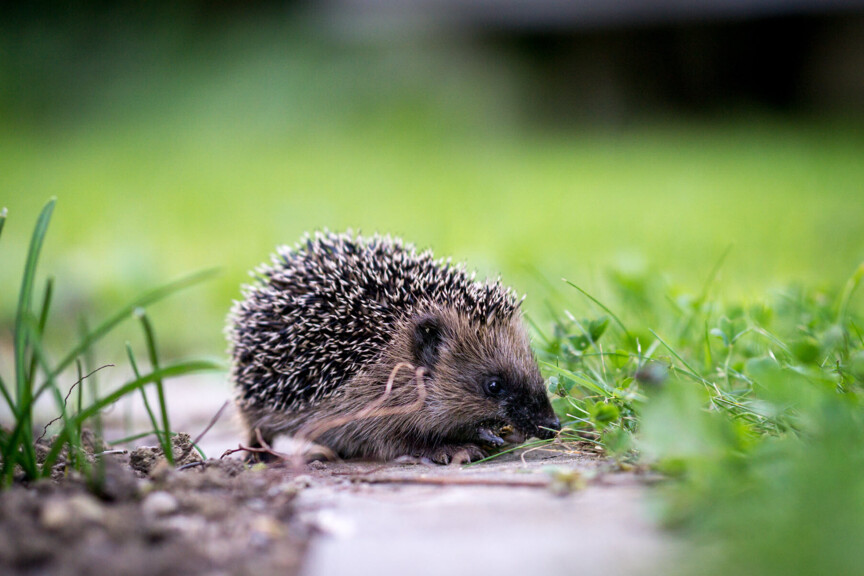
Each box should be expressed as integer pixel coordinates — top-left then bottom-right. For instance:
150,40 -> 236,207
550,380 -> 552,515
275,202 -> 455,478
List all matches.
2,3 -> 863,354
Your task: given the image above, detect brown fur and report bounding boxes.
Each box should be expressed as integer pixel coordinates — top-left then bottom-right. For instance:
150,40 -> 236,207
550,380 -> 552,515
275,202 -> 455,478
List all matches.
238,303 -> 558,463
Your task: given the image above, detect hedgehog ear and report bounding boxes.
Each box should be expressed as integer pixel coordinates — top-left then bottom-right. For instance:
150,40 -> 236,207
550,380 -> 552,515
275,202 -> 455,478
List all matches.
412,315 -> 443,370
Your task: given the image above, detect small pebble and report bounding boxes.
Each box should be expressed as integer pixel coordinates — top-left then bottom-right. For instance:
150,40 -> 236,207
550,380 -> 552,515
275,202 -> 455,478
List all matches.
142,491 -> 179,517
40,494 -> 104,530
40,500 -> 73,530
251,515 -> 283,539
249,516 -> 282,549
292,475 -> 313,488
266,483 -> 298,498
164,514 -> 207,535
69,494 -> 105,522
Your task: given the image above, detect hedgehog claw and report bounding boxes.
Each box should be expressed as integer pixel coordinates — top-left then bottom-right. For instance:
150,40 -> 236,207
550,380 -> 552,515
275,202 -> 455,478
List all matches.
427,443 -> 487,465
477,427 -> 505,447
393,455 -> 437,467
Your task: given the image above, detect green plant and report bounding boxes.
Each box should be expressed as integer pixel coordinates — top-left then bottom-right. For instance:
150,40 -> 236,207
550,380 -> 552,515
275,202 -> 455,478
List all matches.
533,281 -> 646,459
539,257 -> 864,576
0,199 -> 221,487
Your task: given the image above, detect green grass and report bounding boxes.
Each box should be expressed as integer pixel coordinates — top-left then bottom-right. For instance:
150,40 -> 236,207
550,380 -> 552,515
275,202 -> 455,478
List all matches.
0,199 -> 220,487
1,25 -> 862,353
540,258 -> 864,576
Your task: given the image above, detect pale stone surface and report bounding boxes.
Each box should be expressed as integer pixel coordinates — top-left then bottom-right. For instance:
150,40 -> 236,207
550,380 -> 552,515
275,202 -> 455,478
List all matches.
295,451 -> 675,576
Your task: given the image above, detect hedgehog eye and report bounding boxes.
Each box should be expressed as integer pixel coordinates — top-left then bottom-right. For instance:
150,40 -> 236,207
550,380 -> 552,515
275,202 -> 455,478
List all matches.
483,377 -> 505,398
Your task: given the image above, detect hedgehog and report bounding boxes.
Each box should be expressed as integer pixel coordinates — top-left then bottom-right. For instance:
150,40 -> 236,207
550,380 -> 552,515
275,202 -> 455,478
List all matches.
228,232 -> 560,464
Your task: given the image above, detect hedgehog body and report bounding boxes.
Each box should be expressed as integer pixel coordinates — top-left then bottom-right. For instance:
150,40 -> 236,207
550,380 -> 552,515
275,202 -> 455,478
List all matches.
229,232 -> 559,463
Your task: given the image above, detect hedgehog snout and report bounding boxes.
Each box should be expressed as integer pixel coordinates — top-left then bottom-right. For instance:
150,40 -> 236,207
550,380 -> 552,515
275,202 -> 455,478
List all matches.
499,390 -> 558,441
536,415 -> 561,439
528,392 -> 560,440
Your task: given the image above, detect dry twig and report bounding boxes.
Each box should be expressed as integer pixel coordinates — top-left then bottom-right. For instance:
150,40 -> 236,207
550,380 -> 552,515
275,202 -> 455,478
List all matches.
346,475 -> 551,488
36,364 -> 114,443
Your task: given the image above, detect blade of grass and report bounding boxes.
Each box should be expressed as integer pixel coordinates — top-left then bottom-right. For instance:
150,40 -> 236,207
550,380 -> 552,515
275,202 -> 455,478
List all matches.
24,319 -> 86,476
0,369 -> 14,412
851,321 -> 864,348
109,430 -> 161,445
16,268 -> 219,415
78,361 -> 220,422
2,279 -> 56,430
0,207 -> 7,239
750,326 -> 792,355
0,393 -> 39,483
27,277 -> 54,391
1,315 -> 69,480
76,359 -> 84,441
135,309 -> 173,464
464,439 -> 553,466
539,360 -> 613,397
35,277 -> 54,335
48,267 -> 219,380
563,279 -> 631,338
40,359 -> 221,472
126,343 -> 160,442
704,320 -> 713,370
677,244 -> 733,339
697,245 -> 733,307
649,329 -> 714,389
836,263 -> 864,323
524,313 -> 551,346
77,315 -> 105,485
11,198 -> 55,476
15,199 -> 54,397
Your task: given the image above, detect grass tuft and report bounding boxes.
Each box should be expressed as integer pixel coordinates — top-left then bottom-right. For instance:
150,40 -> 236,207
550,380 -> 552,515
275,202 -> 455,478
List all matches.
0,199 -> 221,488
541,259 -> 864,576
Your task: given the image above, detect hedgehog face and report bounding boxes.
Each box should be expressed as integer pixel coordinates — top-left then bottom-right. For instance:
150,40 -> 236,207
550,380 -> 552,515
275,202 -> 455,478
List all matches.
410,307 -> 560,445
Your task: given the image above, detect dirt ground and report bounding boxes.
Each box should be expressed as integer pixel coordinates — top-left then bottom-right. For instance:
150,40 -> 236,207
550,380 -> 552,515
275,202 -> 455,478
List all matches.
1,377 -> 675,576
0,435 -> 307,576
0,444 -> 674,576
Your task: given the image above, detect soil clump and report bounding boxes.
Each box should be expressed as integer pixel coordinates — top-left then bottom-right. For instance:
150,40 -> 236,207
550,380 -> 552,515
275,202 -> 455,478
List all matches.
0,434 -> 307,576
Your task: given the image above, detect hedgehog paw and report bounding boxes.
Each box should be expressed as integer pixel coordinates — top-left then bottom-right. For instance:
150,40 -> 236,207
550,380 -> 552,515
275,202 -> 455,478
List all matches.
428,444 -> 487,465
388,454 -> 427,466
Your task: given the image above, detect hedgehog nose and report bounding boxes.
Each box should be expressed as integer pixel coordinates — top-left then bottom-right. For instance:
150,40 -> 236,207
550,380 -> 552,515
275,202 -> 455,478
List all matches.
537,415 -> 560,439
